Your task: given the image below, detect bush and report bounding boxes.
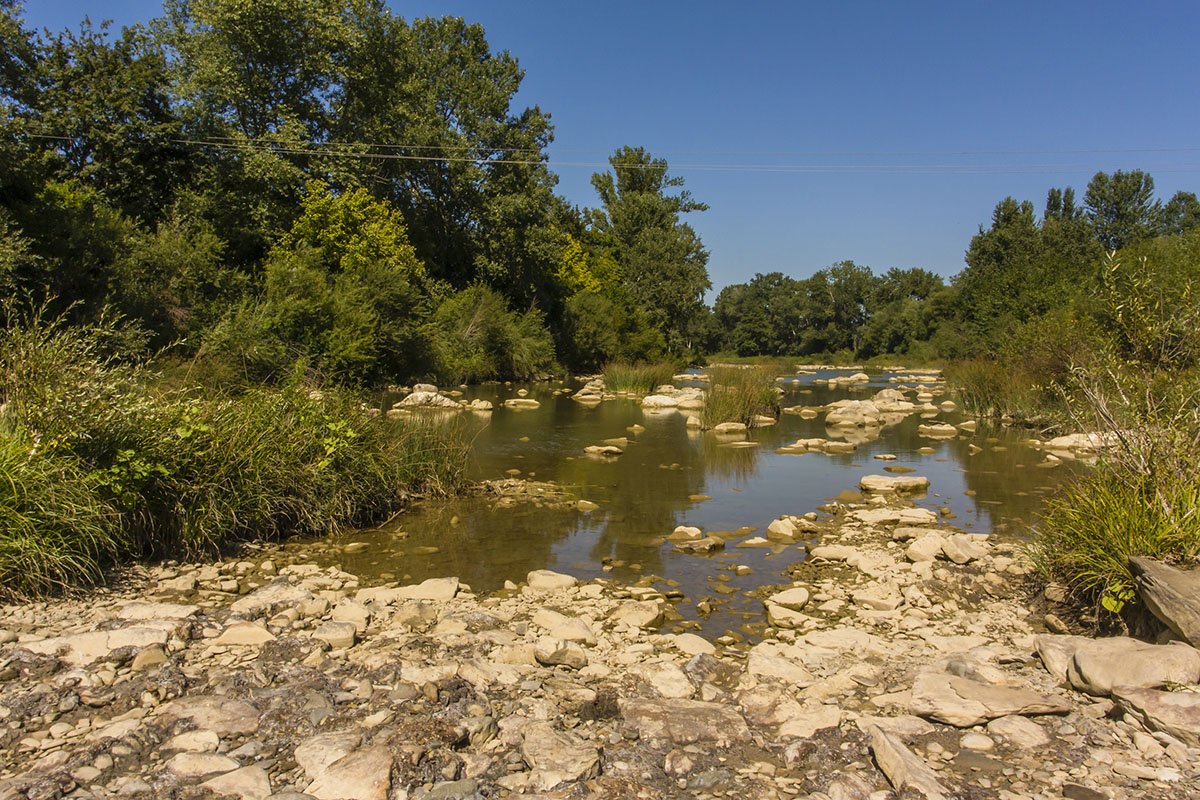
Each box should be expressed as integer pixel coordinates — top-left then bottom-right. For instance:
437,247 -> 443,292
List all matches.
427,285 -> 556,383
0,306 -> 467,596
701,365 -> 779,427
603,361 -> 676,395
944,359 -> 1064,426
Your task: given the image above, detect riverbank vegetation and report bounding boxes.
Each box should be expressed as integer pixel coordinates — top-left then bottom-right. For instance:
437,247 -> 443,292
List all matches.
0,307 -> 466,599
602,361 -> 676,395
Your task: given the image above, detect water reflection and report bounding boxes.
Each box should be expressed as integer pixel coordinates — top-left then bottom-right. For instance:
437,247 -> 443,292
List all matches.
320,370 -> 1077,636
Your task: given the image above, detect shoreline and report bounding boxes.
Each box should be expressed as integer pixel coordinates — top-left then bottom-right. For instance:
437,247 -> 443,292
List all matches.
1,482 -> 1196,800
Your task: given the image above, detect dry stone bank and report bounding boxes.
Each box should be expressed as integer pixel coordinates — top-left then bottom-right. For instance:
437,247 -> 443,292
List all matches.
1,481 -> 1198,799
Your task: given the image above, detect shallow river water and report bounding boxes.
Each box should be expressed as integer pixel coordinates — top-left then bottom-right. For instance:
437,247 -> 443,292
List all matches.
300,369 -> 1076,638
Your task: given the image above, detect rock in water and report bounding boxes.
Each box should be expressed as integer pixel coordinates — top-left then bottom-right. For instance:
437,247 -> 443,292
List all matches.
868,725 -> 950,800
1129,556 -> 1200,647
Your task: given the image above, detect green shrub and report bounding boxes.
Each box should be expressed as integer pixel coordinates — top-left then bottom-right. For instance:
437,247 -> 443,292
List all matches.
427,285 -> 556,383
944,359 -> 1064,426
0,306 -> 467,595
701,365 -> 779,427
603,361 -> 676,395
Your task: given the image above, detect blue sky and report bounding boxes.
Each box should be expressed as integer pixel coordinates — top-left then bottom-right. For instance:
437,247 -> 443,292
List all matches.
20,1 -> 1200,293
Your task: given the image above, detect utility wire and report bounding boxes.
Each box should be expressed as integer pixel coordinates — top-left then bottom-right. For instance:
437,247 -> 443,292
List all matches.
22,131 -> 1200,175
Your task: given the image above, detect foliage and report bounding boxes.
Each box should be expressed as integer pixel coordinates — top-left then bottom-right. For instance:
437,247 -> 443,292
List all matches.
0,306 -> 466,596
701,365 -> 779,428
1084,169 -> 1161,251
426,285 -> 556,384
602,361 -> 676,395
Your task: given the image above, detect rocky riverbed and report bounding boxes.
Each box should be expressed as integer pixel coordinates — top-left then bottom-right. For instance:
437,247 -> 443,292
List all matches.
2,480 -> 1198,800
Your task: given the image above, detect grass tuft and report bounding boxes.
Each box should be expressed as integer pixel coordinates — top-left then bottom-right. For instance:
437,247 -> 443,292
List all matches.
602,361 -> 676,395
701,365 -> 779,428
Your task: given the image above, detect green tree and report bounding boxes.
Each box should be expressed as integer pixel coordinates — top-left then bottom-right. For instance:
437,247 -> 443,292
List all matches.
588,146 -> 710,354
1084,169 -> 1161,251
1160,191 -> 1200,236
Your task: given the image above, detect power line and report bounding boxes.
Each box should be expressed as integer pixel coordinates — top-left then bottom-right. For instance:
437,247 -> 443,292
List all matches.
22,131 -> 1200,175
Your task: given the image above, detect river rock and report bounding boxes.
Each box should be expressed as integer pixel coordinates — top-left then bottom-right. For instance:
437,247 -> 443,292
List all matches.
767,586 -> 810,612
910,672 -> 1070,727
20,626 -> 170,666
229,581 -> 315,618
466,398 -> 493,411
641,395 -> 679,409
609,600 -> 663,629
117,601 -> 200,620
1129,556 -> 1200,647
390,576 -> 459,601
398,391 -> 460,409
906,533 -> 946,563
766,517 -> 798,540
859,474 -> 930,493
166,752 -> 240,779
674,535 -> 725,554
162,729 -> 220,754
520,721 -> 601,791
314,621 -> 357,650
712,422 -> 747,434
159,695 -> 261,736
868,725 -> 950,800
295,731 -> 363,780
1034,634 -> 1095,683
917,423 -> 957,438
620,698 -> 752,745
534,638 -> 587,669
1113,686 -> 1200,747
826,400 -> 882,428
673,633 -> 716,656
213,621 -> 275,646
532,609 -> 595,644
305,744 -> 394,800
526,569 -> 577,591
504,398 -> 540,409
200,765 -> 272,800
635,662 -> 695,698
1066,637 -> 1200,695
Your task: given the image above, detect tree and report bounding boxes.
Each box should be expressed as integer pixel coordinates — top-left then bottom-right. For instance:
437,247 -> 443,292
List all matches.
1084,169 -> 1161,251
1160,191 -> 1200,237
588,146 -> 710,354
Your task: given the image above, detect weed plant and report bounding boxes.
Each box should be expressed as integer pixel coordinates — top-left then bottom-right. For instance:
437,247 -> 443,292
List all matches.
602,361 -> 676,395
701,365 -> 779,427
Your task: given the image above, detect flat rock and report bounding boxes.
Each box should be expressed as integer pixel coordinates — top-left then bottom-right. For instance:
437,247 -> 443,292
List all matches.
859,474 -> 930,493
294,731 -> 363,781
117,601 -> 200,620
1130,557 -> 1200,647
673,632 -> 715,656
868,725 -> 950,800
213,622 -> 275,646
20,626 -> 170,666
520,721 -> 600,791
985,715 -> 1050,748
200,765 -> 272,800
910,672 -> 1069,727
305,744 -> 393,800
1034,634 -> 1095,683
166,752 -> 240,779
1067,637 -> 1200,695
634,662 -> 695,699
526,570 -> 577,591
767,586 -> 810,611
1113,686 -> 1200,747
159,695 -> 261,736
229,581 -> 315,618
534,638 -> 587,669
620,698 -> 752,745
394,577 -> 460,601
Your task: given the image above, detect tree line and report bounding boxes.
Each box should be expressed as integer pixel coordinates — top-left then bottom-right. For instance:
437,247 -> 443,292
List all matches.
4,0 -> 1200,384
0,0 -> 709,384
714,170 -> 1200,360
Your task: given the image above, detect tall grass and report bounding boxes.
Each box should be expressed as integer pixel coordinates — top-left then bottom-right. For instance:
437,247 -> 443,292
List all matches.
1028,365 -> 1200,617
603,361 -> 676,395
944,359 -> 1065,426
701,365 -> 779,428
0,306 -> 467,598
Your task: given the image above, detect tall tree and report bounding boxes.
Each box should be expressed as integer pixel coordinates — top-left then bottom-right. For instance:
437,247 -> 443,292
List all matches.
1160,191 -> 1200,237
588,146 -> 710,354
1084,169 -> 1161,251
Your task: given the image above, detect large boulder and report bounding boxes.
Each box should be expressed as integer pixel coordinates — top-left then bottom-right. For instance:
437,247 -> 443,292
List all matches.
1129,557 -> 1200,647
910,672 -> 1070,727
397,391 -> 461,410
1066,637 -> 1200,696
825,400 -> 882,428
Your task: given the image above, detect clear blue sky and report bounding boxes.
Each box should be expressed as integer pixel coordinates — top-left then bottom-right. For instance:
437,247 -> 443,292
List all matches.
20,0 -> 1200,293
